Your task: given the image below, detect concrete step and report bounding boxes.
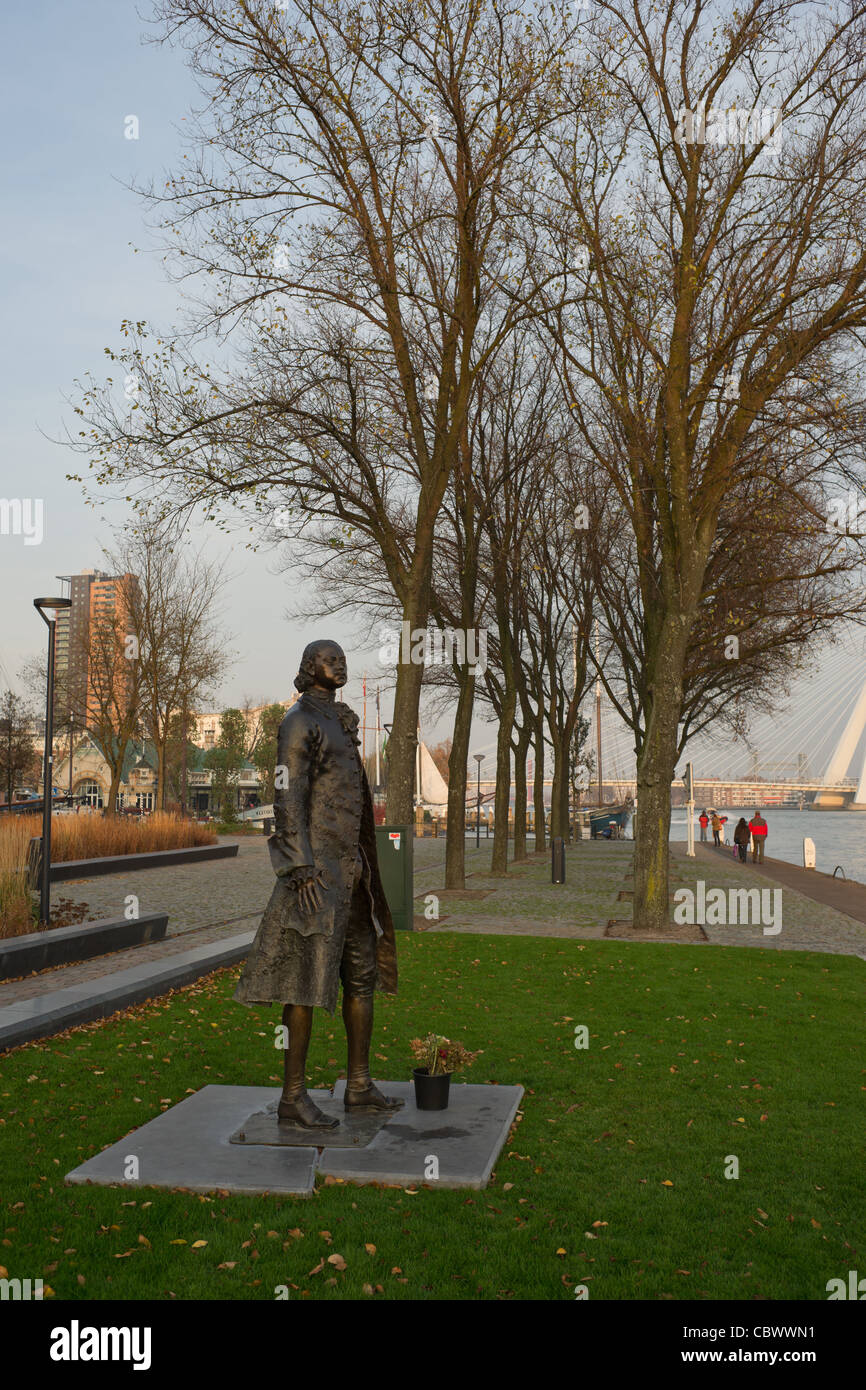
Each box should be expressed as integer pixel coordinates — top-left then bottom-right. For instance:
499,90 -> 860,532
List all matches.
0,930 -> 254,1052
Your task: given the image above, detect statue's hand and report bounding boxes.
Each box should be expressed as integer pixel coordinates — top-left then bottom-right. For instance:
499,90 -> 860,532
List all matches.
296,869 -> 327,915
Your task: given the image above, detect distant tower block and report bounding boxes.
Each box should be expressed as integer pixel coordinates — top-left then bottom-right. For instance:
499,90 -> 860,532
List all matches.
819,681 -> 866,807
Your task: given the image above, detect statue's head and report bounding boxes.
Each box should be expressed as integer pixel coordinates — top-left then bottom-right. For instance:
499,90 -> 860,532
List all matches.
294,639 -> 348,693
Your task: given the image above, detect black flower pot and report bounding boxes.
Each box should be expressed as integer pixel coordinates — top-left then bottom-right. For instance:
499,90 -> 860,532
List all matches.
412,1067 -> 452,1110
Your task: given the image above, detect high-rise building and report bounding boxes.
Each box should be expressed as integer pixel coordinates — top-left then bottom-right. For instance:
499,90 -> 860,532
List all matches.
53,569 -> 137,728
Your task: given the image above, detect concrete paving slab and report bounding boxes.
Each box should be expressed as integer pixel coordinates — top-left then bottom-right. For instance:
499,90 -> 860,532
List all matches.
65,1085 -> 317,1196
318,1080 -> 523,1189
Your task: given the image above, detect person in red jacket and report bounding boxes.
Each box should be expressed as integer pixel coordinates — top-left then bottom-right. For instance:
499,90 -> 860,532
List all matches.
699,811 -> 709,842
748,811 -> 768,863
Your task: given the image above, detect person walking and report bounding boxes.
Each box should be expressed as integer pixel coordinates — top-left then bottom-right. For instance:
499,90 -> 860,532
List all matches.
748,810 -> 768,863
711,812 -> 722,847
699,810 -> 709,842
734,817 -> 750,864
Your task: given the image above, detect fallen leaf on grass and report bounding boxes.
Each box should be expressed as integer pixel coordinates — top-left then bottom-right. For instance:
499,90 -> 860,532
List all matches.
327,1254 -> 347,1271
365,1243 -> 376,1255
191,1240 -> 208,1249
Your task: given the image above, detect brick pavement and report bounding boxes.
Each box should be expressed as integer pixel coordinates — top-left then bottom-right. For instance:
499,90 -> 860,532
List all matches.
57,834 -> 272,937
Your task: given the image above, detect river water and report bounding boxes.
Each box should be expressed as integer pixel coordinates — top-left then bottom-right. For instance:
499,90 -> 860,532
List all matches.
669,807 -> 866,884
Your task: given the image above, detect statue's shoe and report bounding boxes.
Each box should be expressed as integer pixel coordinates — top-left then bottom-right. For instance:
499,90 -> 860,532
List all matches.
277,1092 -> 340,1129
344,1082 -> 405,1113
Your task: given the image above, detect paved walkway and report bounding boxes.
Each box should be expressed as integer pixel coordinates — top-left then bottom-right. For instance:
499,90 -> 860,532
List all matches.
0,916 -> 259,1007
3,833 -> 864,1035
671,842 -> 866,954
55,834 -> 273,937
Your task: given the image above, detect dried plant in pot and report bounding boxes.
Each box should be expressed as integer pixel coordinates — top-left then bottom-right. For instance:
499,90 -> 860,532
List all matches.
409,1034 -> 481,1110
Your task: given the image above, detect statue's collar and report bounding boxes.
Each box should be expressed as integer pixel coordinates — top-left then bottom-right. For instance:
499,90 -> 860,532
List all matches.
302,686 -> 337,710
301,688 -> 359,739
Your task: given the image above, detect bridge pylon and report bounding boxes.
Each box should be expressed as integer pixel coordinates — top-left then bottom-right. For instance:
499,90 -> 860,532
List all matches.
818,681 -> 866,808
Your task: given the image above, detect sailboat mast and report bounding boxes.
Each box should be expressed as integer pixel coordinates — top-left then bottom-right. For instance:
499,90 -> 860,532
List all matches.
595,619 -> 603,806
375,686 -> 381,788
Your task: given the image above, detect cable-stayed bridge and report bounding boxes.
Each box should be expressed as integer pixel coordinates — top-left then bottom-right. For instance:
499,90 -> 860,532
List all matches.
587,647 -> 866,808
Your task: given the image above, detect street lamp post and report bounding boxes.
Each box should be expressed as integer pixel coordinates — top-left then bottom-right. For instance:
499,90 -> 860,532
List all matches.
34,597 -> 72,927
68,715 -> 75,803
473,754 -> 484,849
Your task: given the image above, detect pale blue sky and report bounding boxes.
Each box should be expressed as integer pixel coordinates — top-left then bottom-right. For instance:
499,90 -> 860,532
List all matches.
0,0 -> 399,731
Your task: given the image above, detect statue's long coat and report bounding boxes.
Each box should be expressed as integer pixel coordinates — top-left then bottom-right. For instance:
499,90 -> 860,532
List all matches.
234,689 -> 398,1013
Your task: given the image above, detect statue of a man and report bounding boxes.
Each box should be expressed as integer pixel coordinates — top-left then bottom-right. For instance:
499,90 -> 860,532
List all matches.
235,640 -> 402,1128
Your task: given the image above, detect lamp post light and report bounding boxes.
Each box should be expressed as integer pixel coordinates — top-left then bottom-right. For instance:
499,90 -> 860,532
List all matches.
34,596 -> 71,926
473,754 -> 484,849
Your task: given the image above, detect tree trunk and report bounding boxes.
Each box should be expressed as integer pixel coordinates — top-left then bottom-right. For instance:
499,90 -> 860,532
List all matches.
559,746 -> 571,844
512,723 -> 531,861
386,655 -> 422,825
106,761 -> 124,817
490,688 -> 516,875
533,715 -> 546,854
632,616 -> 691,932
386,579 -> 433,825
549,727 -> 565,840
445,666 -> 475,888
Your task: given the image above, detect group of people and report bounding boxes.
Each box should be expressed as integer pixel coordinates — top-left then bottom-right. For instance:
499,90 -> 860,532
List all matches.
698,809 -> 768,863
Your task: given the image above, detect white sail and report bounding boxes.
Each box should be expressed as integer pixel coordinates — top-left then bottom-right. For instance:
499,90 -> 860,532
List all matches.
418,741 -> 449,807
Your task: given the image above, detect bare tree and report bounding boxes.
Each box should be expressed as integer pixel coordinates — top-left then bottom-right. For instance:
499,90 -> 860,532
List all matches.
70,0 -> 588,823
542,0 -> 866,930
0,692 -> 39,807
78,576 -> 143,815
109,519 -> 233,809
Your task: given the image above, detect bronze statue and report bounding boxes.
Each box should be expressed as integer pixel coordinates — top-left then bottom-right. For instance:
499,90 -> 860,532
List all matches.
235,640 -> 401,1127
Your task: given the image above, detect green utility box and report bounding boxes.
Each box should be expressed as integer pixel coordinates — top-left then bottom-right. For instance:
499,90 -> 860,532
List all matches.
374,823 -> 414,932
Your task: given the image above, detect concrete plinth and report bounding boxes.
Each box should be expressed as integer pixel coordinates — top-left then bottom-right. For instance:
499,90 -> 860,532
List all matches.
229,1094 -> 394,1149
65,1085 -> 318,1196
319,1080 -> 523,1189
65,1080 -> 523,1195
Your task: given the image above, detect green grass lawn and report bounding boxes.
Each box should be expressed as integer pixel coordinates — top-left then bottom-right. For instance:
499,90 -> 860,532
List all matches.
1,934 -> 863,1301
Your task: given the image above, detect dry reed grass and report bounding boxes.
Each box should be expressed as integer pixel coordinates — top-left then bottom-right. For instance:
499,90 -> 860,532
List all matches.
0,811 -> 217,937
